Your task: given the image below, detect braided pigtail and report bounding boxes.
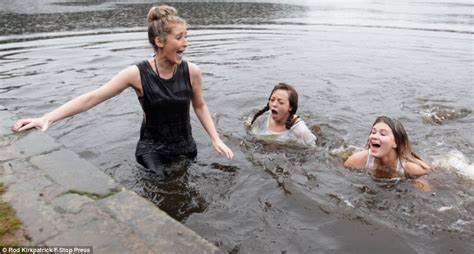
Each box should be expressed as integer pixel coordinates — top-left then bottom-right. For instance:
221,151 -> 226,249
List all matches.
285,114 -> 300,129
285,113 -> 294,129
250,105 -> 270,126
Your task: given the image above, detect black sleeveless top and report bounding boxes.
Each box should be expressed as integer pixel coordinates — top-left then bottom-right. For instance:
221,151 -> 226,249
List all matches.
135,60 -> 197,157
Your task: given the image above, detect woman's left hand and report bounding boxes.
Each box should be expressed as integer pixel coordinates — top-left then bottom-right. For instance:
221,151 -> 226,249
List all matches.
212,139 -> 234,160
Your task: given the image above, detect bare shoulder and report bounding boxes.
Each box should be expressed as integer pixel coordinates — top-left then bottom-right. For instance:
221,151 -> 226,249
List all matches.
187,61 -> 201,76
116,65 -> 141,91
127,64 -> 140,75
403,161 -> 429,177
117,65 -> 140,81
186,61 -> 203,91
343,149 -> 369,169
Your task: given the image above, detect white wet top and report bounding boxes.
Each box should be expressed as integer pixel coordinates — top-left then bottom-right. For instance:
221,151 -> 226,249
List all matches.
250,112 -> 317,147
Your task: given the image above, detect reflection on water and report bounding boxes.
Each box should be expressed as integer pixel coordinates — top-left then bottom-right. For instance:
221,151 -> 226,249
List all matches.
1,0 -> 473,253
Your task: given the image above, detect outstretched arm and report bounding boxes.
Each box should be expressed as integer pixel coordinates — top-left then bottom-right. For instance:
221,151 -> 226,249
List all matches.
13,65 -> 140,132
188,62 -> 233,160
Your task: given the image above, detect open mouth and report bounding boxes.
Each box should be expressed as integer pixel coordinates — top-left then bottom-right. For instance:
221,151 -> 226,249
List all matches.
271,109 -> 278,115
370,142 -> 381,148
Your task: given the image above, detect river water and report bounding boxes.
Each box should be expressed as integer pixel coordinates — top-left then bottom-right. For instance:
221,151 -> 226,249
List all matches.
0,0 -> 473,253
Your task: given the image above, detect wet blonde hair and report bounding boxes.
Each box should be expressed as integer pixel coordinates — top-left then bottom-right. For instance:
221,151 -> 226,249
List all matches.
147,5 -> 186,52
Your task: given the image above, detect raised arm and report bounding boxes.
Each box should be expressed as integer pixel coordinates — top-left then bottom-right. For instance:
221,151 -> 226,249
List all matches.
13,65 -> 140,132
188,62 -> 233,160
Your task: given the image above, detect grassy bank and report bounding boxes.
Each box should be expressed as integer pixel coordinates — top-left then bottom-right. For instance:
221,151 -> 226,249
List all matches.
0,182 -> 29,247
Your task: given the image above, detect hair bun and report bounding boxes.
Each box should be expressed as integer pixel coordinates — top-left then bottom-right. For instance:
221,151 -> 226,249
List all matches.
147,5 -> 177,23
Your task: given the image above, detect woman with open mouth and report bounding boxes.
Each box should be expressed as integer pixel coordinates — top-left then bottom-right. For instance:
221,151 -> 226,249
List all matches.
248,83 -> 316,147
12,5 -> 234,176
344,116 -> 430,180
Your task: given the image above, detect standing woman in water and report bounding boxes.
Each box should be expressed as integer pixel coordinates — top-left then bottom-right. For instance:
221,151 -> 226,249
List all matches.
12,5 -> 233,176
344,116 -> 430,179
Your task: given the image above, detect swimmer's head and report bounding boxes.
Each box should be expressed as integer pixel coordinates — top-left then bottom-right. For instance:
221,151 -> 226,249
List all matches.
269,82 -> 298,116
250,82 -> 300,129
368,116 -> 420,164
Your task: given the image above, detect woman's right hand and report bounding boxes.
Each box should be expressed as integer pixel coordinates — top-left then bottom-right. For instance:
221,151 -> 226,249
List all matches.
414,178 -> 432,192
12,117 -> 50,132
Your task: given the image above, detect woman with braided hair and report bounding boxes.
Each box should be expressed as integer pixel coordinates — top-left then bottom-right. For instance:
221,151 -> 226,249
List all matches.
12,5 -> 233,176
248,83 -> 316,147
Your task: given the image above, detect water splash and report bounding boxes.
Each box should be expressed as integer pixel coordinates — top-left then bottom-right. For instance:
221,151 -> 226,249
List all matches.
431,150 -> 474,179
330,144 -> 363,162
420,105 -> 471,125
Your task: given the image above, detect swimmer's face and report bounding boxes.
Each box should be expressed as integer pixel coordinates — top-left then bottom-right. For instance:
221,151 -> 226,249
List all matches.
368,122 -> 397,158
269,89 -> 292,123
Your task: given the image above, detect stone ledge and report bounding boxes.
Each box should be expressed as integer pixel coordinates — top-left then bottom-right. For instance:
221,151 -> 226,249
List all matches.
30,149 -> 119,194
0,105 -> 221,253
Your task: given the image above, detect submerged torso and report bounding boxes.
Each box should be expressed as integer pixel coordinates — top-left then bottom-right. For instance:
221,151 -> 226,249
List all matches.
135,60 -> 197,157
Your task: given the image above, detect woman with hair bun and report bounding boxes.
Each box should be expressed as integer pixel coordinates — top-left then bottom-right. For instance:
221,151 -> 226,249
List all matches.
12,5 -> 233,176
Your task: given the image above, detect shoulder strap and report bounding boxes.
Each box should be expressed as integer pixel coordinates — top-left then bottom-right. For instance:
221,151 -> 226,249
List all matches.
396,158 -> 405,177
136,60 -> 150,73
366,150 -> 374,168
180,60 -> 192,90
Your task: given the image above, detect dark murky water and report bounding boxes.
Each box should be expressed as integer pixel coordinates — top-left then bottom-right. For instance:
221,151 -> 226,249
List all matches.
1,0 -> 473,253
